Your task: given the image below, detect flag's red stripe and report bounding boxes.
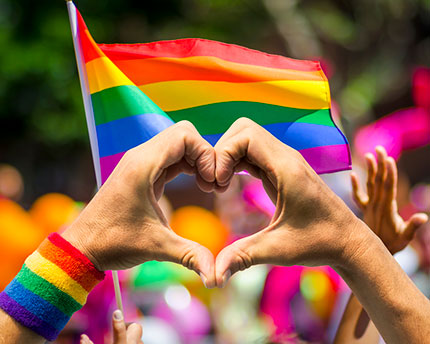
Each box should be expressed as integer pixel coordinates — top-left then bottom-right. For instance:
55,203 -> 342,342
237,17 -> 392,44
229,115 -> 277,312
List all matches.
76,10 -> 104,63
98,39 -> 321,71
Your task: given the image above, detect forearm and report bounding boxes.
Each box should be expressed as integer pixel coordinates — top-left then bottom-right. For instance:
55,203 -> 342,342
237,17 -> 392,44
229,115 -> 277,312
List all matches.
335,220 -> 430,344
333,293 -> 379,344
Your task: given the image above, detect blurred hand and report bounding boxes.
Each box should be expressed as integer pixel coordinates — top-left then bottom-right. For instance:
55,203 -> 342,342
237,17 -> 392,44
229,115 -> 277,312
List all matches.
351,146 -> 428,254
213,118 -> 365,287
62,121 -> 216,287
80,310 -> 143,344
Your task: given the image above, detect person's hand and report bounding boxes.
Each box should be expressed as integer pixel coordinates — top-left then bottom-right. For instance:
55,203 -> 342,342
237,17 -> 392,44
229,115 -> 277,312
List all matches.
350,146 -> 428,254
80,310 -> 143,344
62,121 -> 216,287
213,118 -> 368,287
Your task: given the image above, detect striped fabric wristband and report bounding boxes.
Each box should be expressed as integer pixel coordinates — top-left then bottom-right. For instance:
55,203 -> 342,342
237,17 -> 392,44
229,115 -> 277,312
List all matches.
0,233 -> 105,341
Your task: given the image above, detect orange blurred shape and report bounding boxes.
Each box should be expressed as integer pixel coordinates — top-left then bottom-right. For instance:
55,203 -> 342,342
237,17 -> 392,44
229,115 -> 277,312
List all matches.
170,206 -> 229,256
0,199 -> 45,289
29,193 -> 80,235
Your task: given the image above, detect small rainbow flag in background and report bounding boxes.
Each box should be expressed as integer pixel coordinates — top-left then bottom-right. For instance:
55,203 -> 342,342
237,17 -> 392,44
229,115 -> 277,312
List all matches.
67,2 -> 351,186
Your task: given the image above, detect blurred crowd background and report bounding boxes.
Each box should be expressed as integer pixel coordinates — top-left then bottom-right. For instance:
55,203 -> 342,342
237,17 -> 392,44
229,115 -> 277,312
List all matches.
0,0 -> 429,343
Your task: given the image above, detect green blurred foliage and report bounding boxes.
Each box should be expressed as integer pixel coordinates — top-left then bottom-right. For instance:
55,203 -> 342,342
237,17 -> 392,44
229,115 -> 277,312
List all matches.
0,0 -> 428,201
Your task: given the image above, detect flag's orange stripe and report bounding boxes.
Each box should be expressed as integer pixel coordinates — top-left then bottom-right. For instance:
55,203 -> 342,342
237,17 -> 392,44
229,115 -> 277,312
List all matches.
110,56 -> 324,85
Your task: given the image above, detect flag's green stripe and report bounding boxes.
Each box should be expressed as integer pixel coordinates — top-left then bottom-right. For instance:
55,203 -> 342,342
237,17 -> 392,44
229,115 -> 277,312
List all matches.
166,103 -> 334,135
91,85 -> 171,126
15,265 -> 81,317
91,85 -> 334,133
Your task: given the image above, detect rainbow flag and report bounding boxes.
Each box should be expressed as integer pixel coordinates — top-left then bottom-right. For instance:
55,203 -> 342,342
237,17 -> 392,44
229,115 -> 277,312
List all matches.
68,2 -> 351,186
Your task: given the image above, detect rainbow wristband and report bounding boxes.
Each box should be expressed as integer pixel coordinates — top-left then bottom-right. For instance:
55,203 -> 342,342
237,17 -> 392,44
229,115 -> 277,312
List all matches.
0,233 -> 105,340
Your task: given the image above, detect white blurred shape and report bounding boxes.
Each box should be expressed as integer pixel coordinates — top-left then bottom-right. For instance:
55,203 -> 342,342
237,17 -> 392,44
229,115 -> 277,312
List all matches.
394,245 -> 419,276
164,284 -> 191,311
139,316 -> 181,344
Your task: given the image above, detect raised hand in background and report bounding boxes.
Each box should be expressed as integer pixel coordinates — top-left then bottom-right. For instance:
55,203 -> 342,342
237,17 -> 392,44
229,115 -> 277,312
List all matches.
350,145 -> 428,254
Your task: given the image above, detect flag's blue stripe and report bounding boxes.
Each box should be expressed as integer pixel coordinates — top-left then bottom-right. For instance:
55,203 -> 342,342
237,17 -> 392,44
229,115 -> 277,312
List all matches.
96,113 -> 174,158
202,122 -> 347,148
96,113 -> 346,158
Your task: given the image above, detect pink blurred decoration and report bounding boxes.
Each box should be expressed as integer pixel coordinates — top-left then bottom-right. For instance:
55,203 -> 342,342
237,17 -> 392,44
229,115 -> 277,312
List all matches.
413,67 -> 430,109
260,266 -> 347,340
152,295 -> 211,343
354,67 -> 430,160
242,179 -> 276,216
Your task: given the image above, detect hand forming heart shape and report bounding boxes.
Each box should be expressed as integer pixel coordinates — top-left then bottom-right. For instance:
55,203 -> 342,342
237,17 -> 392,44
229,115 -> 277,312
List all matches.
63,118 -> 359,289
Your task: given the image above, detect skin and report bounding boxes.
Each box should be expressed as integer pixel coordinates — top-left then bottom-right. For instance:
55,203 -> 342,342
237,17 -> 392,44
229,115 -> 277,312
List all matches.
1,119 -> 429,343
80,310 -> 143,344
333,146 -> 428,343
213,118 -> 430,343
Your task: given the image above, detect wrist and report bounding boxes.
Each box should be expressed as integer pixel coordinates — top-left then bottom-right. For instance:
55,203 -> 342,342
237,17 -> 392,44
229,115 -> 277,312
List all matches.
62,220 -> 104,271
333,218 -> 382,274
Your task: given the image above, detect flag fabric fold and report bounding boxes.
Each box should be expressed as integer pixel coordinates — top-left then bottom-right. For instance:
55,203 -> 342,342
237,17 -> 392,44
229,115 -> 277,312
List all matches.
70,3 -> 351,184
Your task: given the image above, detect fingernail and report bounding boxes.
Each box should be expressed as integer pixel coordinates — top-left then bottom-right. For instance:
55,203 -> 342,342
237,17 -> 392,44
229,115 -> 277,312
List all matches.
200,273 -> 208,288
113,309 -> 123,321
221,270 -> 231,288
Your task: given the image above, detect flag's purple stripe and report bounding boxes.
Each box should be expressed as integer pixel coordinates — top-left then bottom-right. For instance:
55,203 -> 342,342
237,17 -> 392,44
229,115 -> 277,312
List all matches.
0,292 -> 59,341
96,113 -> 174,158
100,152 -> 126,184
4,279 -> 69,331
299,144 -> 351,174
96,113 -> 346,158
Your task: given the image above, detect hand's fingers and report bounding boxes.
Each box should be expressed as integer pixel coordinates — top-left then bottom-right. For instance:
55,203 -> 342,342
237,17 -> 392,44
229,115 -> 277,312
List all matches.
159,230 -> 216,288
404,213 -> 429,240
126,323 -> 143,344
112,310 -> 127,344
383,157 -> 398,208
158,121 -> 215,184
364,153 -> 377,201
214,118 -> 292,188
80,334 -> 94,344
373,146 -> 388,205
350,172 -> 367,208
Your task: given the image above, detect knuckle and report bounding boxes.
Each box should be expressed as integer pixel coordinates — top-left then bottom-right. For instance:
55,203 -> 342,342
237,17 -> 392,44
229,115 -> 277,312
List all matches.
175,120 -> 196,132
233,117 -> 257,130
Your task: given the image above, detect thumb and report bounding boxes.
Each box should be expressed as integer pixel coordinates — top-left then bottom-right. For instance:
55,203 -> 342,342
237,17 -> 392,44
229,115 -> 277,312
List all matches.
112,310 -> 127,344
215,232 -> 266,288
126,323 -> 143,344
161,231 -> 216,288
404,213 -> 428,240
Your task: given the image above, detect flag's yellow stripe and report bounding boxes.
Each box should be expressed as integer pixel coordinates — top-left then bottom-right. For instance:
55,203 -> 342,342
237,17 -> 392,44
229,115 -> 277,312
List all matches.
25,251 -> 88,305
139,80 -> 330,111
86,57 -> 133,94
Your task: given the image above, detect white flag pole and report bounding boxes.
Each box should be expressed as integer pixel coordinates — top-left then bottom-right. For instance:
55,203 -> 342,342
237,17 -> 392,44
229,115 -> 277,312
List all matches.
66,0 -> 124,315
